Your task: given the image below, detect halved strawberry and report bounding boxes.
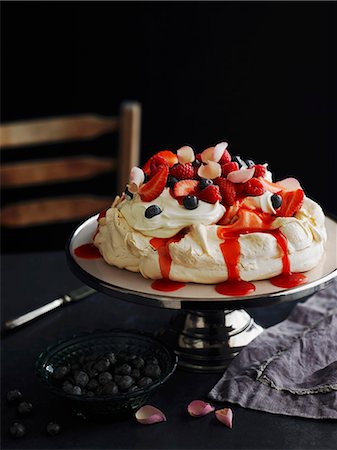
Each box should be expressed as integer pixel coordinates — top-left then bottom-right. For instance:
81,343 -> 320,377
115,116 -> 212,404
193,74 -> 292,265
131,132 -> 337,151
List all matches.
214,177 -> 237,206
276,189 -> 304,217
138,165 -> 169,202
173,179 -> 200,198
198,184 -> 222,204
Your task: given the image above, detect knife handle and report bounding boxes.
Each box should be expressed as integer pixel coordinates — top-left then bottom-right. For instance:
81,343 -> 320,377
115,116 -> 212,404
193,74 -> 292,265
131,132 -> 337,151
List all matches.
3,298 -> 64,330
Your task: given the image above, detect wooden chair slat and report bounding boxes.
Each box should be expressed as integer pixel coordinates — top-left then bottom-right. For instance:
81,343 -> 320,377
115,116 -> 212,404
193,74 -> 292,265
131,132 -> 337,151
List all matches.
1,196 -> 113,227
1,156 -> 117,188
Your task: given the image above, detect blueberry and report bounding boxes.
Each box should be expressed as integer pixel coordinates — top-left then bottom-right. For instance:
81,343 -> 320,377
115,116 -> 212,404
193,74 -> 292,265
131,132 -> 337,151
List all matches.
130,368 -> 141,379
102,382 -> 118,395
104,352 -> 117,365
131,357 -> 145,369
73,371 -> 89,388
9,422 -> 26,438
167,175 -> 178,188
192,159 -> 201,168
245,159 -> 255,168
87,379 -> 99,391
183,195 -> 199,210
53,366 -> 70,380
87,368 -> 99,379
271,194 -> 282,209
125,187 -> 134,200
46,422 -> 61,436
144,364 -> 161,379
115,364 -> 132,375
199,178 -> 213,190
137,377 -> 153,388
128,385 -> 139,393
146,356 -> 159,365
94,358 -> 110,372
116,375 -> 134,391
145,205 -> 162,219
62,382 -> 81,396
98,371 -> 113,385
17,401 -> 33,415
6,389 -> 22,403
71,386 -> 82,396
231,155 -> 245,168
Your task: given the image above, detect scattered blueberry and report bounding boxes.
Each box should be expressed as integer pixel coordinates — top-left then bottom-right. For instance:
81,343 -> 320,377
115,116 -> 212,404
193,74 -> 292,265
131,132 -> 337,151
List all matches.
102,382 -> 118,395
98,371 -> 113,385
9,422 -> 26,438
46,422 -> 61,436
73,371 -> 89,388
53,366 -> 70,380
131,357 -> 145,369
115,364 -> 132,376
183,195 -> 199,210
145,205 -> 162,219
137,377 -> 153,388
166,175 -> 178,188
199,178 -> 213,190
17,401 -> 33,415
231,155 -> 245,168
271,194 -> 282,209
116,375 -> 134,391
144,364 -> 161,379
94,358 -> 110,372
245,159 -> 255,168
6,389 -> 22,403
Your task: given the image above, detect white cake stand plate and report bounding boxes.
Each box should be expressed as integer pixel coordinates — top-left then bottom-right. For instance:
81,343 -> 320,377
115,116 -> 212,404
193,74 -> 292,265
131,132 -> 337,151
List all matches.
66,215 -> 337,372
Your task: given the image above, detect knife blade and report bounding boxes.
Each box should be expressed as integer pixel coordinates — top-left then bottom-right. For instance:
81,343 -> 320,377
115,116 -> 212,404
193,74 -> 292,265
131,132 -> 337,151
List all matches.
3,285 -> 96,332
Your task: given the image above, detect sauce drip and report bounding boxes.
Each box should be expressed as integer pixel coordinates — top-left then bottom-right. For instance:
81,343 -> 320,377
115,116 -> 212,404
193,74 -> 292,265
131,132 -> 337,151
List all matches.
151,279 -> 186,292
74,243 -> 102,259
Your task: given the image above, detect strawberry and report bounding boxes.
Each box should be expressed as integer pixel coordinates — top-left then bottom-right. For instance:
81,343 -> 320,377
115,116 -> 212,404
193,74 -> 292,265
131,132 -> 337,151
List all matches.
170,163 -> 195,180
276,189 -> 304,217
138,165 -> 169,202
214,177 -> 237,206
143,150 -> 178,175
198,184 -> 222,204
221,161 -> 239,177
218,148 -> 231,164
245,178 -> 265,196
173,180 -> 200,198
253,164 -> 267,178
149,155 -> 168,177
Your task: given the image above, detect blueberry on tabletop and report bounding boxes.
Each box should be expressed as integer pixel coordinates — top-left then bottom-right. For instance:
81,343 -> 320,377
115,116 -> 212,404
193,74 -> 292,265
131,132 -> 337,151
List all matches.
271,194 -> 282,209
183,195 -> 199,210
9,422 -> 26,438
53,366 -> 70,380
199,178 -> 213,190
166,175 -> 178,188
115,363 -> 132,375
98,371 -> 113,385
137,377 -> 153,388
116,375 -> 134,391
73,371 -> 89,388
46,422 -> 61,436
94,358 -> 110,372
245,159 -> 255,168
6,389 -> 22,403
145,205 -> 162,219
144,364 -> 162,379
17,401 -> 33,415
131,357 -> 145,369
102,382 -> 118,395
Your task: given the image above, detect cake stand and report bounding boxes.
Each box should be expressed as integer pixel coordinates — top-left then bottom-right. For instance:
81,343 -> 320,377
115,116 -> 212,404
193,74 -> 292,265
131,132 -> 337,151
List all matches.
66,215 -> 337,372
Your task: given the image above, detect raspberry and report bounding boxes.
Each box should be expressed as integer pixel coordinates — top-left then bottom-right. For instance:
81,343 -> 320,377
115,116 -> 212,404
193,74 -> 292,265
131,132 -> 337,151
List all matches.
253,164 -> 267,178
170,163 -> 195,180
245,178 -> 265,196
218,148 -> 231,164
214,177 -> 237,206
221,162 -> 239,177
198,185 -> 222,204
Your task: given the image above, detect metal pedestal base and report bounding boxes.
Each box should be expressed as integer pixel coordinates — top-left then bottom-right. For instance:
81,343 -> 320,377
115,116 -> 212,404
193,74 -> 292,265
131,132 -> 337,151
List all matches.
157,309 -> 263,373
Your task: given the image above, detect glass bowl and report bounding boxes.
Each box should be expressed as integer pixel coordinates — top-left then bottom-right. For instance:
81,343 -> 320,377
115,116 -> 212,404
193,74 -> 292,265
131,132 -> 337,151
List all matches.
36,329 -> 177,419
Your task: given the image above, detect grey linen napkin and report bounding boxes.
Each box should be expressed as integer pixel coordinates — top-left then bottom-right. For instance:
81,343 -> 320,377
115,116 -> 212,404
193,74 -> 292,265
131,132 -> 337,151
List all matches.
209,279 -> 337,419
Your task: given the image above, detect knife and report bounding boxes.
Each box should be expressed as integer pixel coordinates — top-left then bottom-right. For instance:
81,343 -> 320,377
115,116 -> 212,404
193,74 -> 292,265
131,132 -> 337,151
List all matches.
3,285 -> 96,332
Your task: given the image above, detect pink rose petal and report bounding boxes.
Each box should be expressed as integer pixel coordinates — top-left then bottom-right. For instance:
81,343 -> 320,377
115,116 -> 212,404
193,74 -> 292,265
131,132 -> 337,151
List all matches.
227,167 -> 255,183
259,178 -> 283,193
187,400 -> 215,417
215,408 -> 233,428
198,161 -> 222,179
201,143 -> 227,163
135,405 -> 167,425
275,177 -> 302,190
177,146 -> 195,164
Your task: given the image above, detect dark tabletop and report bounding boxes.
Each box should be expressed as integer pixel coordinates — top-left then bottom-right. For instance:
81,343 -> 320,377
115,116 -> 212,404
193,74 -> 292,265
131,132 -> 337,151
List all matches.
1,251 -> 336,450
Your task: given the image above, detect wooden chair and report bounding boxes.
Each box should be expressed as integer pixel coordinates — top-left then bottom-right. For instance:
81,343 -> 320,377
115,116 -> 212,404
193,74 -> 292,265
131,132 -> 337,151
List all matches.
0,102 -> 141,230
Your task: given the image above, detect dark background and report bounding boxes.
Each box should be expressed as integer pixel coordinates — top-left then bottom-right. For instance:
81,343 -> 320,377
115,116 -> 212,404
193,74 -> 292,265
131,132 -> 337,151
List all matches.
1,1 -> 336,252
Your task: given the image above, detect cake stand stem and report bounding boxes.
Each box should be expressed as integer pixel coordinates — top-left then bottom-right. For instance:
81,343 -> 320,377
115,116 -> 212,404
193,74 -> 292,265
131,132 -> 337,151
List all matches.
156,309 -> 263,373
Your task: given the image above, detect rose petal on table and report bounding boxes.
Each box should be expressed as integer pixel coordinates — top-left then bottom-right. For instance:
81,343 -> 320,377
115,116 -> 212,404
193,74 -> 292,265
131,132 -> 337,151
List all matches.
275,177 -> 302,190
135,405 -> 167,425
215,407 -> 233,428
198,161 -> 222,179
201,143 -> 227,163
130,166 -> 145,187
177,146 -> 195,164
227,167 -> 255,183
187,400 -> 215,417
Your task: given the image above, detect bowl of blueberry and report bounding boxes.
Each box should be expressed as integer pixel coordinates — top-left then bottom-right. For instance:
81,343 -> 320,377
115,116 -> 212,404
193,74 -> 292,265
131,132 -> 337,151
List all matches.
36,329 -> 177,419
